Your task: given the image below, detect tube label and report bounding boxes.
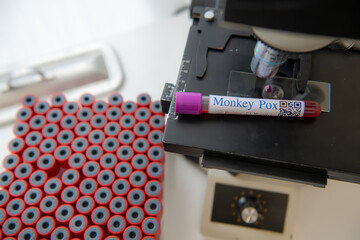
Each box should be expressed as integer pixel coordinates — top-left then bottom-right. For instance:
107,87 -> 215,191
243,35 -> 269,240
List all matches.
208,95 -> 305,117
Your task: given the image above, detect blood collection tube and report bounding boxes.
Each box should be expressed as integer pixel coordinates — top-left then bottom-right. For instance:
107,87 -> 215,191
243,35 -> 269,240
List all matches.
109,196 -> 128,215
149,100 -> 162,115
25,131 -> 43,146
106,107 -> 122,122
120,115 -> 136,129
74,122 -> 92,137
137,93 -> 151,107
34,101 -> 50,115
61,169 -> 81,186
61,115 -> 78,130
77,107 -> 93,122
68,153 -> 86,170
56,148 -> 71,166
0,189 -> 10,207
147,146 -> 165,162
90,114 -> 107,129
36,216 -> 56,237
0,171 -> 14,189
97,170 -> 115,187
115,162 -> 133,179
24,188 -> 43,206
6,198 -> 25,217
112,179 -> 130,196
2,217 -> 22,237
129,171 -> 147,188
102,137 -> 119,153
144,180 -> 162,198
82,161 -> 101,179
148,130 -> 163,146
51,226 -> 71,240
126,206 -> 144,225
141,217 -> 160,236
51,93 -> 67,108
123,225 -> 142,240
134,107 -> 151,122
175,92 -> 322,117
108,92 -> 123,107
29,170 -> 48,188
80,93 -> 95,107
88,129 -> 105,145
16,107 -> 33,122
14,163 -> 33,180
100,153 -> 118,170
0,207 -> 7,225
69,214 -> 88,236
104,122 -> 121,137
44,178 -> 63,196
91,206 -> 110,226
8,137 -> 25,154
21,94 -> 38,108
79,178 -> 98,196
107,215 -> 127,235
147,162 -> 164,180
63,101 -> 79,115
76,196 -> 95,216
42,123 -> 60,138
131,154 -> 149,171
117,146 -> 134,161
133,122 -> 150,138
29,115 -> 47,130
118,130 -> 135,145
84,225 -> 103,240
132,138 -> 150,154
55,204 -> 74,225
122,101 -> 137,115
86,145 -> 103,161
40,195 -> 59,215
71,137 -> 89,153
57,129 -> 75,145
9,179 -> 28,198
61,186 -> 80,205
2,154 -> 20,171
18,228 -> 38,240
13,122 -> 30,138
37,154 -> 59,176
46,108 -> 63,123
105,236 -> 120,240
22,146 -> 40,166
144,198 -> 163,217
94,187 -> 113,206
93,100 -> 108,114
39,138 -> 57,154
149,115 -> 165,130
21,206 -> 41,227
127,188 -> 146,206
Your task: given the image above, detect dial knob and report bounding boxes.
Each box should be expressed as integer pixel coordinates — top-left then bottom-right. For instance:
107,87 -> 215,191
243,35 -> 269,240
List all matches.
238,196 -> 262,224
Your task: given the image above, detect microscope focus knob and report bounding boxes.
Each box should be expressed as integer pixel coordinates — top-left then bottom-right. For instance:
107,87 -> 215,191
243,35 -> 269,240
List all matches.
238,196 -> 262,224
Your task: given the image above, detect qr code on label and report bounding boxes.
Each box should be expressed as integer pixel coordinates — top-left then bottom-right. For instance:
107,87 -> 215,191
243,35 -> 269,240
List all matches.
278,101 -> 303,117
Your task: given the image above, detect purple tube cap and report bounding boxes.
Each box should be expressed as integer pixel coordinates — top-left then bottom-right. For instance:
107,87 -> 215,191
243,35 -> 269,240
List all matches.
175,92 -> 202,115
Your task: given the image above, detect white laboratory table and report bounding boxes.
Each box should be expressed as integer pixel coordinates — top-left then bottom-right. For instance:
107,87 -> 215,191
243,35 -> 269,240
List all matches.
1,12 -> 360,240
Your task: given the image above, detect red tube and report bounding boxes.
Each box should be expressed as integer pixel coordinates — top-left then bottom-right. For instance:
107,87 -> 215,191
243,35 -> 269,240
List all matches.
13,122 -> 30,138
8,137 -> 25,154
0,189 -> 10,207
97,169 -> 115,187
9,180 -> 28,198
61,169 -> 81,186
0,207 -> 7,225
24,187 -> 44,206
37,154 -> 59,177
21,94 -> 38,108
144,198 -> 163,217
91,206 -> 110,226
109,196 -> 128,215
22,146 -> 40,166
39,195 -> 59,215
94,187 -> 113,206
146,162 -> 164,181
69,214 -> 88,236
2,154 -> 20,171
6,198 -> 26,217
127,188 -> 146,207
2,217 -> 22,237
55,204 -> 75,226
36,216 -> 56,237
68,153 -> 86,170
34,101 -> 50,115
107,215 -> 127,235
141,217 -> 160,236
79,178 -> 98,196
125,206 -> 144,225
51,93 -> 67,108
16,107 -> 33,122
51,226 -> 71,240
76,196 -> 95,216
84,225 -> 104,240
80,93 -> 95,107
92,100 -> 109,114
108,92 -> 123,107
29,170 -> 48,188
44,177 -> 63,196
144,180 -> 163,199
123,226 -> 142,240
21,206 -> 41,227
14,163 -> 33,180
129,171 -> 147,188
114,162 -> 133,179
112,179 -> 130,197
0,171 -> 14,189
61,186 -> 80,205
82,161 -> 101,179
42,123 -> 60,139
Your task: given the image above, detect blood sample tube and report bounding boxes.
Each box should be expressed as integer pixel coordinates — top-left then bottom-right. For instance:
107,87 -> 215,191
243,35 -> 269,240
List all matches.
118,130 -> 135,145
44,178 -> 63,196
107,215 -> 127,235
39,138 -> 57,154
34,101 -> 50,115
55,204 -> 74,225
149,115 -> 165,130
108,93 -> 123,107
6,198 -> 26,217
141,217 -> 160,236
144,180 -> 162,198
61,169 -> 81,186
74,122 -> 92,137
63,101 -> 79,115
137,93 -> 151,107
29,115 -> 47,130
94,187 -> 113,206
147,162 -> 164,180
125,207 -> 144,225
13,122 -> 30,138
42,123 -> 60,138
121,101 -> 137,115
46,108 -> 63,124
120,115 -> 136,129
29,170 -> 48,188
0,207 -> 7,226
16,107 -> 33,122
57,129 -> 75,145
79,178 -> 98,196
9,180 -> 28,198
71,137 -> 89,153
90,114 -> 107,129
2,217 -> 22,237
123,226 -> 142,240
2,154 -> 20,171
129,171 -> 147,188
69,214 -> 88,236
114,162 -> 133,179
84,225 -> 103,240
22,146 -> 40,166
0,189 -> 10,207
149,100 -> 162,115
86,145 -> 103,161
76,196 -> 95,216
134,108 -> 151,122
132,138 -> 150,154
148,130 -> 163,146
82,161 -> 101,179
61,186 -> 80,205
80,93 -> 95,107
36,216 -> 56,237
109,196 -> 128,215
14,163 -> 33,180
51,93 -> 67,108
92,100 -> 108,114
144,198 -> 163,217
40,195 -> 59,215
147,146 -> 165,162
25,131 -> 43,146
0,171 -> 14,189
97,170 -> 115,187
60,115 -> 78,130
51,226 -> 71,240
112,179 -> 130,196
127,188 -> 146,207
104,122 -> 121,137
24,188 -> 43,206
100,153 -> 118,170
102,137 -> 119,153
106,107 -> 122,122
37,154 -> 59,177
21,94 -> 38,108
8,138 -> 25,154
77,107 -> 93,122
131,154 -> 149,171
21,207 -> 41,227
133,122 -> 150,138
91,206 -> 110,226
68,153 -> 86,170
117,146 -> 134,162
88,129 -> 105,145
